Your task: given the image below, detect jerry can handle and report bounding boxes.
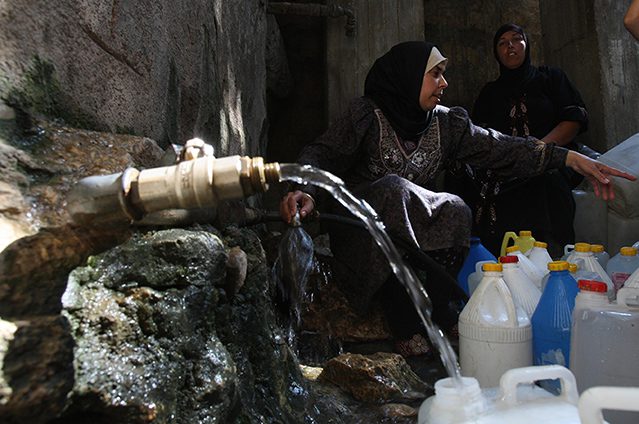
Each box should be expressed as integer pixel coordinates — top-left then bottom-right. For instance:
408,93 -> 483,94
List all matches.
578,386 -> 639,424
616,287 -> 639,308
499,365 -> 579,407
500,231 -> 517,257
564,244 -> 575,256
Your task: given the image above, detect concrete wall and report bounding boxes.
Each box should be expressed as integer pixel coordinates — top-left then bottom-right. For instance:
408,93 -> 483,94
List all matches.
540,0 -> 639,151
326,0 -> 424,122
424,0 -> 543,113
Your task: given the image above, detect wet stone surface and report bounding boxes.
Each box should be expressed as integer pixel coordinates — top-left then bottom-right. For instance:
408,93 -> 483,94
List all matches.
0,224 -> 451,423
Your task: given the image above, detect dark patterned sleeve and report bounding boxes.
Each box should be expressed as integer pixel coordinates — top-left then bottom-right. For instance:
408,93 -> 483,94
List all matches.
441,106 -> 568,178
292,97 -> 376,197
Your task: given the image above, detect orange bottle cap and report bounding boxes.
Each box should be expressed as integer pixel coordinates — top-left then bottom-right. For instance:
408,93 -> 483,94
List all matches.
548,261 -> 569,271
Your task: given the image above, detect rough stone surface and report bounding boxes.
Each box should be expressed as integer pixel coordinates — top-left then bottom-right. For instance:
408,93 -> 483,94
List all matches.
424,0 -> 543,113
301,258 -> 391,342
0,0 -> 269,155
0,116 -> 163,251
60,229 -> 235,423
319,352 -> 429,404
0,223 -> 439,423
540,0 -> 639,151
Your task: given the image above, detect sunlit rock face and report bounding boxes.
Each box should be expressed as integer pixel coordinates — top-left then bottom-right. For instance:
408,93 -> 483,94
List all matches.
0,0 -> 269,155
0,118 -> 164,251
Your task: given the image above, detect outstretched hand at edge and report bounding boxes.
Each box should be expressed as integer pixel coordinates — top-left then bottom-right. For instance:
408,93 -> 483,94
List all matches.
566,151 -> 637,200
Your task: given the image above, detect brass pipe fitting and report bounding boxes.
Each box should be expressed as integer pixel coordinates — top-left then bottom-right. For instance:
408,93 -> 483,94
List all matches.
68,149 -> 281,225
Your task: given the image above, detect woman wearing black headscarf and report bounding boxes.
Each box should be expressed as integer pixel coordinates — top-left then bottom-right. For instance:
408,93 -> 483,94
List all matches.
451,23 -> 589,258
280,41 -> 631,356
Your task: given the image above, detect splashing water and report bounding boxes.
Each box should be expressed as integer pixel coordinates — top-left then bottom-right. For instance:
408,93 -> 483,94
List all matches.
280,163 -> 462,385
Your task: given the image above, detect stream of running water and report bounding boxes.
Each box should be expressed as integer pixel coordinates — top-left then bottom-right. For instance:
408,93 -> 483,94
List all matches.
279,163 -> 463,386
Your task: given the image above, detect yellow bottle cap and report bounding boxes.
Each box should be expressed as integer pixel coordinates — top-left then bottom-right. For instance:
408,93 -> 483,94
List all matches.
533,241 -> 547,248
505,245 -> 520,254
568,263 -> 578,273
620,247 -> 638,256
574,242 -> 591,252
519,230 -> 532,237
548,261 -> 569,271
482,262 -> 503,272
590,244 -> 605,253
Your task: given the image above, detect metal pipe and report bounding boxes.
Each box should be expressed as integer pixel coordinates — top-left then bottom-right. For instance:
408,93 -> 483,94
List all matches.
67,140 -> 281,225
267,2 -> 356,37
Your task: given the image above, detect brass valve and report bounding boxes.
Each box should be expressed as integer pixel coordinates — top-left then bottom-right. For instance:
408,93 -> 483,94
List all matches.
67,140 -> 281,225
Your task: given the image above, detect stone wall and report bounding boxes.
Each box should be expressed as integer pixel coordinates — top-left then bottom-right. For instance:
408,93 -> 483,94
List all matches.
424,0 -> 543,113
541,0 -> 639,151
0,0 -> 268,156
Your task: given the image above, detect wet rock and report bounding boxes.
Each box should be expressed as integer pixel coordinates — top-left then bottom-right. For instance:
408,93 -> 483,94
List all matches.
319,352 -> 429,404
302,269 -> 391,342
0,224 -> 132,318
380,403 -> 418,420
0,316 -> 74,422
0,222 -> 441,423
0,119 -> 164,251
224,246 -> 248,297
59,229 -> 235,423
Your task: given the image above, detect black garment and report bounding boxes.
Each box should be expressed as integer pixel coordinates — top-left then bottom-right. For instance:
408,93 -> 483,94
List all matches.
447,24 -> 588,258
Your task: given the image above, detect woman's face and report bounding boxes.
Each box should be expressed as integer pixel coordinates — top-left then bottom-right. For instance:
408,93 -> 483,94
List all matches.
419,63 -> 448,111
496,30 -> 527,69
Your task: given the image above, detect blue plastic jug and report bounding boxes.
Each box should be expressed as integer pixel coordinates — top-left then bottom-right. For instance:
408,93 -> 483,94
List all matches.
457,237 -> 497,295
531,261 -> 578,394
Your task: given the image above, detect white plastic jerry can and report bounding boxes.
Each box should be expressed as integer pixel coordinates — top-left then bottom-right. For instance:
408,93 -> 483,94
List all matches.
505,245 -> 545,289
528,241 -> 552,277
459,262 -> 532,388
418,365 -> 582,424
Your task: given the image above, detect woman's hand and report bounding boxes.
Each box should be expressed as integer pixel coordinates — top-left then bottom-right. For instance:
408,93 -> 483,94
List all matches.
279,190 -> 316,224
566,151 -> 637,200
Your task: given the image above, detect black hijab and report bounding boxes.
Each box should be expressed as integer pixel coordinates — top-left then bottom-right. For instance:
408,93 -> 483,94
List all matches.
364,41 -> 440,141
493,23 -> 536,89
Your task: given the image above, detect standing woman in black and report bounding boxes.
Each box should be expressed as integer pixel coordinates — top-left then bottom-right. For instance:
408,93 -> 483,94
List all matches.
450,23 -> 589,258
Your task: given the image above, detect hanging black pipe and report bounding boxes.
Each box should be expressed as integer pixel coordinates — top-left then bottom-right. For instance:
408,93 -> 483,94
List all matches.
266,2 -> 356,37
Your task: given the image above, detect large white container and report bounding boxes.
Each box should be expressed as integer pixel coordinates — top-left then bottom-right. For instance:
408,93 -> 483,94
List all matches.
570,283 -> 639,424
458,263 -> 532,388
565,243 -> 614,299
528,241 -> 552,277
418,365 -> 582,424
499,255 -> 541,318
505,245 -> 545,290
606,246 -> 639,292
